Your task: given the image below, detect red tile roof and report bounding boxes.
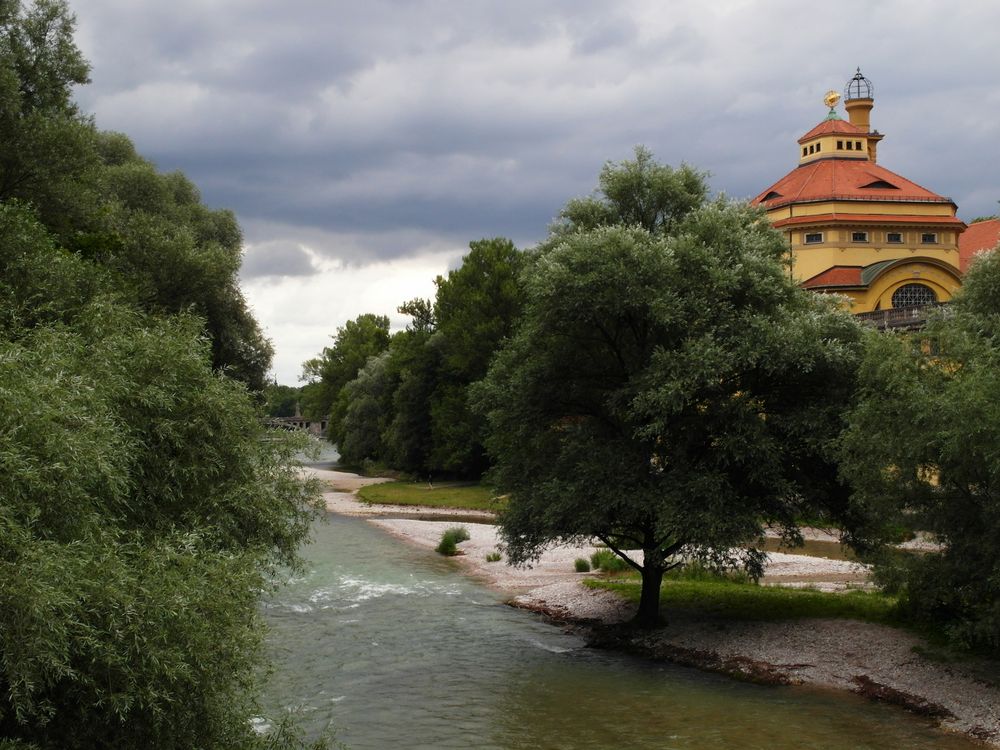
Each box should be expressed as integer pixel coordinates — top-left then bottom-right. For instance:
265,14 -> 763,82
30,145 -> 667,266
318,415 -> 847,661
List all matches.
771,213 -> 965,229
798,118 -> 865,143
753,159 -> 955,210
958,218 -> 1000,272
801,266 -> 864,289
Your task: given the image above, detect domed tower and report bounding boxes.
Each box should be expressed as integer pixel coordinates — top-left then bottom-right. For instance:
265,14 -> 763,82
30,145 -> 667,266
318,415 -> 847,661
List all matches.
843,68 -> 883,162
752,69 -> 966,314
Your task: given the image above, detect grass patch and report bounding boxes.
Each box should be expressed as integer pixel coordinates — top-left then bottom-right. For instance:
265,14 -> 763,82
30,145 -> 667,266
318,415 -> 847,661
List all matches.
435,526 -> 471,556
485,551 -> 502,563
574,558 -> 591,573
585,574 -> 898,626
357,481 -> 498,511
590,549 -> 631,573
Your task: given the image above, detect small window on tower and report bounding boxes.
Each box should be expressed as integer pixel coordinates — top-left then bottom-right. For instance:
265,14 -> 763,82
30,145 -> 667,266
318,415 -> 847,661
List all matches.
837,140 -> 843,150
816,142 -> 821,152
846,141 -> 853,150
855,141 -> 862,150
921,232 -> 938,244
887,232 -> 903,244
802,146 -> 808,157
852,231 -> 869,242
804,232 -> 823,244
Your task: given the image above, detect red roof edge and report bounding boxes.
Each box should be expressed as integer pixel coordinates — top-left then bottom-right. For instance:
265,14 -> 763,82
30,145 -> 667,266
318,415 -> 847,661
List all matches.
801,266 -> 865,289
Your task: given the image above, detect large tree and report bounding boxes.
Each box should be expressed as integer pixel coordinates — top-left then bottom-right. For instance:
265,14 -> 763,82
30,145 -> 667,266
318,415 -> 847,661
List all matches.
300,313 -> 391,435
0,4 -> 324,745
0,301 -> 322,748
1,2 -> 274,390
476,196 -> 862,627
429,237 -> 525,476
839,250 -> 1000,654
551,145 -> 708,237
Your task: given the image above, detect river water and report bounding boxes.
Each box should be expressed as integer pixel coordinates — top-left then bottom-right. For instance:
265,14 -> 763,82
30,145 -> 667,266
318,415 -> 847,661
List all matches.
261,513 -> 976,749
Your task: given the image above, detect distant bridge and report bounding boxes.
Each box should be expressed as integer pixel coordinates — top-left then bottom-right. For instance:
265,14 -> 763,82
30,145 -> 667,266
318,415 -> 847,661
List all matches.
264,415 -> 329,436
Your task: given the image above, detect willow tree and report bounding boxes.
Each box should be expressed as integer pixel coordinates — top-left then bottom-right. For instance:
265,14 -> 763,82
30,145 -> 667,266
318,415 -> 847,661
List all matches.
476,194 -> 862,627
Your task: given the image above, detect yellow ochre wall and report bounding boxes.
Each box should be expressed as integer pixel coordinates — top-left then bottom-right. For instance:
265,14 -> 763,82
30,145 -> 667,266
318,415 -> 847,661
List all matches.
798,136 -> 869,165
764,200 -> 962,287
834,261 -> 961,312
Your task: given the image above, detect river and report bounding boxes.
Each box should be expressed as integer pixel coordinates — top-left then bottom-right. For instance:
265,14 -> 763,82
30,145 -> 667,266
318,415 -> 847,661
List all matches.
260,511 -> 977,749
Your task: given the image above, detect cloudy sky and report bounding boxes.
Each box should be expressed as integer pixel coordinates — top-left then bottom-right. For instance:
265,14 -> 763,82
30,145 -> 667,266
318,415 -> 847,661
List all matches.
69,0 -> 1000,383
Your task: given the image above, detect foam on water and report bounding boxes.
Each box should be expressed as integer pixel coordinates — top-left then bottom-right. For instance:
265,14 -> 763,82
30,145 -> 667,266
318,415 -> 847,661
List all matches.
308,575 -> 462,606
261,513 -> 980,750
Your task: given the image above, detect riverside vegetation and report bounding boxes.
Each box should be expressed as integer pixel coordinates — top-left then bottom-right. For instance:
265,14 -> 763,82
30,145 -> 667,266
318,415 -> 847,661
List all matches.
1,2 -> 323,748
4,0 -> 999,746
301,146 -> 1000,656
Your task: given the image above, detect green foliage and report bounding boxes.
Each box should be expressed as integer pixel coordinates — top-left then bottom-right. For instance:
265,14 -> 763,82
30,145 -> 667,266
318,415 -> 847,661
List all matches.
301,313 -> 391,429
574,558 -> 591,573
0,0 -> 96,226
552,146 -> 709,237
264,383 -> 302,417
486,551 -> 502,563
383,325 -> 439,473
316,237 -> 524,479
0,201 -> 107,333
585,577 -> 897,625
0,4 -> 322,744
0,304 -> 322,748
357,481 -> 496,511
665,562 -> 753,585
589,549 -> 630,573
840,251 -> 1000,655
0,3 -> 271,389
337,351 -> 395,466
429,238 -> 525,476
475,153 -> 863,626
435,527 -> 471,556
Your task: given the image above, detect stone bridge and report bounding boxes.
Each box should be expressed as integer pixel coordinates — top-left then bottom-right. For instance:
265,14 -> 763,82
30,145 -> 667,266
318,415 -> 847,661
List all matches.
264,415 -> 329,437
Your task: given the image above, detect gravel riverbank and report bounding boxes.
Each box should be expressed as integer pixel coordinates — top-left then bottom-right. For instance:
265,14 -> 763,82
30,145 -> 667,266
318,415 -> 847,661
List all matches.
310,467 -> 1000,746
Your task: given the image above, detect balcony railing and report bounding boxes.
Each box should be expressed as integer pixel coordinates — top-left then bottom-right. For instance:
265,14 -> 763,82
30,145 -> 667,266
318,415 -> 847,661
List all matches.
853,302 -> 950,331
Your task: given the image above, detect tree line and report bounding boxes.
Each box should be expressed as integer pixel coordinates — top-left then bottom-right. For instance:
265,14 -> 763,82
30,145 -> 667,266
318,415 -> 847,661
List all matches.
301,147 -> 1000,652
1,2 -> 322,748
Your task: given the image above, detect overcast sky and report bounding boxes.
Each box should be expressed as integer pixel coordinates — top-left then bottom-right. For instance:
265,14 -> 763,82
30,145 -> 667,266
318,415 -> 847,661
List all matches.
69,0 -> 1000,383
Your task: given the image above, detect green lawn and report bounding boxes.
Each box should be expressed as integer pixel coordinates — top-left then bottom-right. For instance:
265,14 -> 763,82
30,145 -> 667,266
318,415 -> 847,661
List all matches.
585,574 -> 899,626
356,481 -> 499,511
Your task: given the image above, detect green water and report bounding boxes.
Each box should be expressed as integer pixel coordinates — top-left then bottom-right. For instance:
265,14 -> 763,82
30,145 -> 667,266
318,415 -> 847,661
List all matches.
261,514 -> 975,749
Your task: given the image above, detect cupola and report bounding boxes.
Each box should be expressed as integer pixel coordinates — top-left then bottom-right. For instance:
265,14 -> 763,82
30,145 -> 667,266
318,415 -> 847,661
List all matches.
796,90 -> 867,165
844,68 -> 883,162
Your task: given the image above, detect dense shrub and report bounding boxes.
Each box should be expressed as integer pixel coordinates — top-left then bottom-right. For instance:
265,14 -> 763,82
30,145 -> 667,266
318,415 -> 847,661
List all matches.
435,526 -> 471,556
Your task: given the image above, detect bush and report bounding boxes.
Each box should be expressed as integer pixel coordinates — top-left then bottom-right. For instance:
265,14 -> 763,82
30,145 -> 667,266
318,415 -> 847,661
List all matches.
485,551 -> 502,563
665,561 -> 752,584
589,548 -> 629,573
574,558 -> 591,573
435,526 -> 470,556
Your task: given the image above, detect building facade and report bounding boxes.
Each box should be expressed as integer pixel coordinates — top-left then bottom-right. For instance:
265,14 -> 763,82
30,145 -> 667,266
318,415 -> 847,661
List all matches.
752,70 -> 966,313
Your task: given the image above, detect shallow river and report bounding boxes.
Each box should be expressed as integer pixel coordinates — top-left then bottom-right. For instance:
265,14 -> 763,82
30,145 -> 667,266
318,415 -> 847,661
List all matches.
261,513 -> 976,749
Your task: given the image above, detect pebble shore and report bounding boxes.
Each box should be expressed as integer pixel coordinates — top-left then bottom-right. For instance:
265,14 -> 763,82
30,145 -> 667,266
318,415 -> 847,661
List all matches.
311,467 -> 1000,746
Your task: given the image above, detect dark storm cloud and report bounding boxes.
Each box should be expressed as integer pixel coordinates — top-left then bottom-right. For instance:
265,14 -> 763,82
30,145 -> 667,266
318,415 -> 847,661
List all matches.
240,242 -> 318,280
70,0 -> 1000,272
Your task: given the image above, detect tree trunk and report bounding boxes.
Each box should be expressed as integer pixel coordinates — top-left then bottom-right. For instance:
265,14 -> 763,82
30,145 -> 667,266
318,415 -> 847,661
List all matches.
634,564 -> 664,628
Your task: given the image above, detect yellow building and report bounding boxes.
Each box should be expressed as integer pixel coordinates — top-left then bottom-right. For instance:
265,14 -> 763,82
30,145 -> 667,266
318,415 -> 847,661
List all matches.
752,69 -> 966,313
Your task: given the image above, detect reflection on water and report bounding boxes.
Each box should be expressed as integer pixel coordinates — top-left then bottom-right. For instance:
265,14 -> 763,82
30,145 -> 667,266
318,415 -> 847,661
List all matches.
261,514 -> 975,750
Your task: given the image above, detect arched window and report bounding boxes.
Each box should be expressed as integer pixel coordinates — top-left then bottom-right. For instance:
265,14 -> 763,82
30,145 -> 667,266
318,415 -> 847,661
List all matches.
891,283 -> 936,308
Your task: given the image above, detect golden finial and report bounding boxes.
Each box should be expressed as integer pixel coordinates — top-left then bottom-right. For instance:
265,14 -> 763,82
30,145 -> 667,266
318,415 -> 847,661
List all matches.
824,90 -> 841,109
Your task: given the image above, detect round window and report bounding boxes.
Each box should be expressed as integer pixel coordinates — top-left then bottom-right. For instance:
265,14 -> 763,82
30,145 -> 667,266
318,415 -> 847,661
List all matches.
891,283 -> 936,308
